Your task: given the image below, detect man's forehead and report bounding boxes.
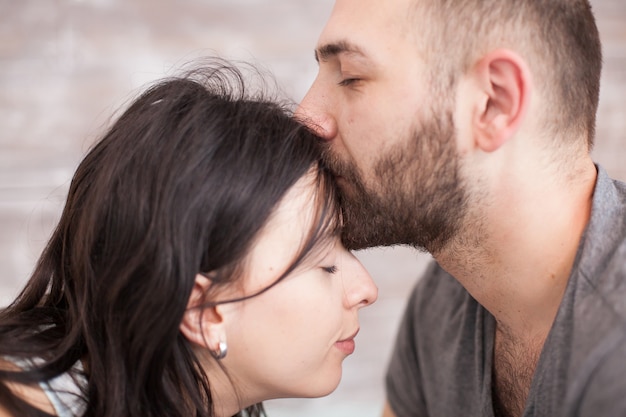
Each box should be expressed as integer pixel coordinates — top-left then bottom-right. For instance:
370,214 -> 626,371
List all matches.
326,0 -> 416,26
316,0 -> 417,57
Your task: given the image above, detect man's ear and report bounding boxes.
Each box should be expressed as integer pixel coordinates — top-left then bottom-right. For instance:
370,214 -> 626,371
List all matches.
470,49 -> 532,152
180,274 -> 226,350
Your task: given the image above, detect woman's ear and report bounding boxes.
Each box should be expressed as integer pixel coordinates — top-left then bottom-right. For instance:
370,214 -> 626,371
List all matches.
180,274 -> 226,352
469,48 -> 532,152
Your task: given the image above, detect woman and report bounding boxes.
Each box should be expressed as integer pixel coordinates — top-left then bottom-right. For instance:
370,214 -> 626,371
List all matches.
0,61 -> 377,417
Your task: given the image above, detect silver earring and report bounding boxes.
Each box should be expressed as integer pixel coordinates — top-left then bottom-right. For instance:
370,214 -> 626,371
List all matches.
211,341 -> 228,360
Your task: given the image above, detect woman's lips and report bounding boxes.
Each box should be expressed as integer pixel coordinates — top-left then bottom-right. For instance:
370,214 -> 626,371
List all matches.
335,338 -> 356,355
335,328 -> 359,355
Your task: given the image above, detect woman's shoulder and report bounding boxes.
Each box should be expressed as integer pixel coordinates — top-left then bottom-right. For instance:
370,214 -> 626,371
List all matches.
0,357 -> 57,416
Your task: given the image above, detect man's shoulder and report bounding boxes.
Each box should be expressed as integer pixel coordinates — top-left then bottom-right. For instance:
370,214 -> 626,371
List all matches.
405,260 -> 476,325
413,260 -> 465,299
589,167 -> 626,232
563,327 -> 626,416
560,171 -> 626,411
579,168 -> 626,289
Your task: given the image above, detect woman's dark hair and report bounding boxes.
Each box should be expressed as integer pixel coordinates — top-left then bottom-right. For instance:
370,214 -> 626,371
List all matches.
0,60 -> 339,417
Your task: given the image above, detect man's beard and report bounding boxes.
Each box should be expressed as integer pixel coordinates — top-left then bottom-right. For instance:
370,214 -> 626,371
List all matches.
323,111 -> 468,254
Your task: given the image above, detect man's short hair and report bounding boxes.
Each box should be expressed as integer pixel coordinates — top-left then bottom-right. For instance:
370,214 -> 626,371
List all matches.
413,0 -> 602,147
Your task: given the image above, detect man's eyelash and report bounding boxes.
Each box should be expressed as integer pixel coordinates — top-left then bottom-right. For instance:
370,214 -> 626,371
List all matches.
322,265 -> 338,274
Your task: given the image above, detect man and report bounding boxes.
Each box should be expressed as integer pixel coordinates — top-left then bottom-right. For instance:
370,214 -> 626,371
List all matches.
296,0 -> 626,416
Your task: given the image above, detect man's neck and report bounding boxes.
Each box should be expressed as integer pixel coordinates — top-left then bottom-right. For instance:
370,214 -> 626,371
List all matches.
435,158 -> 597,343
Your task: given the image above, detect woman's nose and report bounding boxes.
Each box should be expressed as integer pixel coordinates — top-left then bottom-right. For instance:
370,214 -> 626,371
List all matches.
341,251 -> 378,309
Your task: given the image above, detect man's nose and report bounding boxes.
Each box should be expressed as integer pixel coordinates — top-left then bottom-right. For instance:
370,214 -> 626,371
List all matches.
295,88 -> 338,141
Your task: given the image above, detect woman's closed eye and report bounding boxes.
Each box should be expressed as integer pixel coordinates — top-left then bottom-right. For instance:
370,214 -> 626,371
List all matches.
338,78 -> 360,87
322,265 -> 338,274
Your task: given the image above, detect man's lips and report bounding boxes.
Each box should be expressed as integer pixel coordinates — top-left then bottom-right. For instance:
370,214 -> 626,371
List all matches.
335,328 -> 359,355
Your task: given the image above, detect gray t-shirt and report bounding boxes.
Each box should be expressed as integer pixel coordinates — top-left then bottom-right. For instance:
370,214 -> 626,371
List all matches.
386,165 -> 626,417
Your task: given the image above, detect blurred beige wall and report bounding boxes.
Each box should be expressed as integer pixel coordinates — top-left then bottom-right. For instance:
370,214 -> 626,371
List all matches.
0,1 -> 624,416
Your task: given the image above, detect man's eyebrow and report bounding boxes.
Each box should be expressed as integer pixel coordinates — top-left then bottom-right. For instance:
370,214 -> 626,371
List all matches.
314,41 -> 367,62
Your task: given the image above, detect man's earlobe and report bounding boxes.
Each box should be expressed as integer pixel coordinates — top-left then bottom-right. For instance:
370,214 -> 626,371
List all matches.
472,49 -> 532,152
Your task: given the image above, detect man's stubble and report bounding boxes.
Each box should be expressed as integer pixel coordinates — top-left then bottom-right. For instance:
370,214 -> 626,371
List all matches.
323,109 -> 469,254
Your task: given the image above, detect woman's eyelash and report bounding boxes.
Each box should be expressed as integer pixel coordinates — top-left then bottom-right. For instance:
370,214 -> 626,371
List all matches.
322,265 -> 338,274
338,78 -> 359,87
